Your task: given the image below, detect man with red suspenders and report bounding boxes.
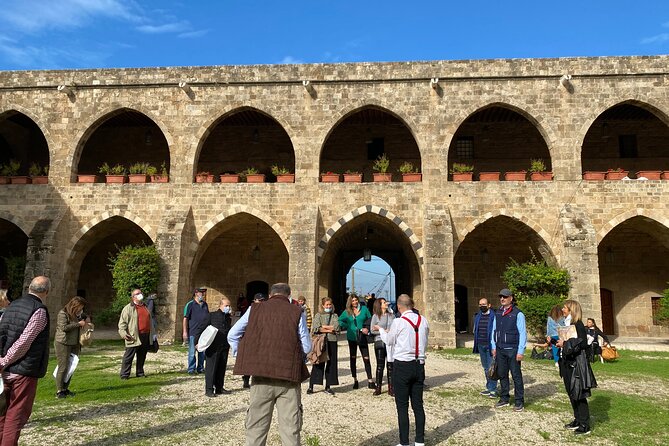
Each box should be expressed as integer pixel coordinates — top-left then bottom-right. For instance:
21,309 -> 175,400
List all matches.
376,294 -> 429,446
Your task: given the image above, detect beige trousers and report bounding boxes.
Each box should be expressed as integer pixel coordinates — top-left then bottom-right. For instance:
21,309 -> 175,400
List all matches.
245,376 -> 303,446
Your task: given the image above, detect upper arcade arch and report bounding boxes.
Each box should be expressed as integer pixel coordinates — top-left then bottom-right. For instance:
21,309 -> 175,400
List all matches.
319,105 -> 422,182
597,209 -> 669,244
194,106 -> 295,182
0,109 -> 50,178
447,102 -> 553,180
71,107 -> 171,182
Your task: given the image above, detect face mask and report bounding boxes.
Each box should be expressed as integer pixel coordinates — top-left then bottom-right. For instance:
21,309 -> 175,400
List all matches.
135,294 -> 144,301
480,306 -> 488,313
223,306 -> 231,314
300,304 -> 306,309
324,307 -> 333,313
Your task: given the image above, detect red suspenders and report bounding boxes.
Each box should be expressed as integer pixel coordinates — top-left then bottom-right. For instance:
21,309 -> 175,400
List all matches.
401,315 -> 422,360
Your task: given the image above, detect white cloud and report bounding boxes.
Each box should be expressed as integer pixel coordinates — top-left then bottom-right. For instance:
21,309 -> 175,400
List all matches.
0,34 -> 111,68
178,29 -> 210,39
136,21 -> 191,34
279,56 -> 304,64
641,33 -> 669,44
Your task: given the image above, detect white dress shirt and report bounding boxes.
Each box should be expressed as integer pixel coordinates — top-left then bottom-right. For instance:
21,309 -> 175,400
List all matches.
379,310 -> 429,364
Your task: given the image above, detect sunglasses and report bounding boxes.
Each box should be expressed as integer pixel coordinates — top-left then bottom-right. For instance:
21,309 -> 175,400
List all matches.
499,295 -> 511,299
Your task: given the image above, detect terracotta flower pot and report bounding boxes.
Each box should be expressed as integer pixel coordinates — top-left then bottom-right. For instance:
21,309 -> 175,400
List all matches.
276,174 -> 295,183
401,173 -> 422,182
479,172 -> 500,181
452,172 -> 473,182
246,174 -> 265,183
605,171 -> 628,180
195,174 -> 215,183
77,174 -> 98,183
662,172 -> 669,180
636,171 -> 662,180
0,176 -> 9,184
343,174 -> 362,183
31,176 -> 48,184
150,175 -> 169,183
582,171 -> 606,180
10,176 -> 31,184
105,175 -> 127,184
220,174 -> 240,183
128,174 -> 148,183
504,171 -> 527,181
530,172 -> 553,181
373,173 -> 392,182
320,174 -> 340,183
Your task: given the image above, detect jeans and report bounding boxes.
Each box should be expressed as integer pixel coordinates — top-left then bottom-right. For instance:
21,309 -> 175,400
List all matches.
188,335 -> 205,373
393,360 -> 425,446
497,348 -> 524,404
347,340 -> 372,381
478,345 -> 497,393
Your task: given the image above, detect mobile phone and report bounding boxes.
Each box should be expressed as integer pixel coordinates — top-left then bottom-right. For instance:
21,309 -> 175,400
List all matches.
549,338 -> 557,345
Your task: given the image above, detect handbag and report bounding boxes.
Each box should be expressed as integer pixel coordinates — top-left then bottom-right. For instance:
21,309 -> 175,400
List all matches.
149,336 -> 160,354
79,322 -> 95,347
601,345 -> 619,361
487,357 -> 499,381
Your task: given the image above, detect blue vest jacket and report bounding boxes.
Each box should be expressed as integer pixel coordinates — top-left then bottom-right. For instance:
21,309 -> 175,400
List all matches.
494,306 -> 521,350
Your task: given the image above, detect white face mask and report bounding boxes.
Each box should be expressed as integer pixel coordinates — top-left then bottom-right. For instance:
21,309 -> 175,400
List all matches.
223,306 -> 231,314
135,293 -> 144,301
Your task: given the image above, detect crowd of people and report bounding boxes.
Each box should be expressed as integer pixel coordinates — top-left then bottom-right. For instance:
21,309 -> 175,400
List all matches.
0,276 -> 609,446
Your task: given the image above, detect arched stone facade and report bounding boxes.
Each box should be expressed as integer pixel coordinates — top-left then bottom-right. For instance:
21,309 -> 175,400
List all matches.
2,55 -> 669,344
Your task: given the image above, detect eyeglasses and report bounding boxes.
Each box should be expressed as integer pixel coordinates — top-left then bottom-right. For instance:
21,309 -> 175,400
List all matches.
499,295 -> 511,299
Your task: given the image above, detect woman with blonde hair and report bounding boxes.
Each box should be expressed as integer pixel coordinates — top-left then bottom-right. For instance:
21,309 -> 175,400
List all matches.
556,299 -> 597,435
338,294 -> 375,389
307,296 -> 340,395
54,296 -> 89,398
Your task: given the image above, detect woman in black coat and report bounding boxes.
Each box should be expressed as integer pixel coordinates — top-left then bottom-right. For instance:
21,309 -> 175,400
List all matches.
556,300 -> 598,436
204,297 -> 232,397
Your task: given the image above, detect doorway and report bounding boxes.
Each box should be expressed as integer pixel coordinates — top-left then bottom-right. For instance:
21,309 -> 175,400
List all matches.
600,288 -> 615,335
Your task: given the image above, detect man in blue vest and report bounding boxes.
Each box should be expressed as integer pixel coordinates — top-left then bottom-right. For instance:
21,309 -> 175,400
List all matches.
183,288 -> 209,374
491,288 -> 527,412
473,297 -> 497,398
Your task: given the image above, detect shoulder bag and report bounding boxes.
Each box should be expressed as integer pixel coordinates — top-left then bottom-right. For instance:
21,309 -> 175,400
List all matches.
79,322 -> 95,347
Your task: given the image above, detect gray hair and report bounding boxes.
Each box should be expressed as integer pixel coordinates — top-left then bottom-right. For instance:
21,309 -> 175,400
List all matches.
29,276 -> 51,294
270,283 -> 291,297
397,294 -> 412,309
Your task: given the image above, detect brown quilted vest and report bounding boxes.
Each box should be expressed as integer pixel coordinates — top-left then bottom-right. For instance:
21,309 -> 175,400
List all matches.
233,295 -> 310,383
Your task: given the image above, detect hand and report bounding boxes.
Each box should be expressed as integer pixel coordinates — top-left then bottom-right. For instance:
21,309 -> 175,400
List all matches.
182,333 -> 188,341
556,339 -> 564,348
195,344 -> 199,350
361,328 -> 369,335
492,349 -> 496,358
124,334 -> 134,341
516,354 -> 524,362
372,325 -> 380,331
78,320 -> 86,327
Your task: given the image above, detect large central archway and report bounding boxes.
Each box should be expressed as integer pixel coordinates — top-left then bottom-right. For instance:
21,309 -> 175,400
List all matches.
318,210 -> 422,313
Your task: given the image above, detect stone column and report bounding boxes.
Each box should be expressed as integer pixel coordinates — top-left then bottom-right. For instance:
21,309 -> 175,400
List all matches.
288,203 -> 318,307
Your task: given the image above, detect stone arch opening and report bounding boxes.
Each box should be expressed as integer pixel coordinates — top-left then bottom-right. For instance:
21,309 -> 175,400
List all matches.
582,101 -> 669,176
448,104 -> 551,180
454,215 -> 555,333
346,255 -> 397,303
75,109 -> 170,180
67,216 -> 153,319
196,108 -> 295,182
598,216 -> 669,337
318,212 -> 422,313
320,106 -> 421,182
0,217 -> 29,298
0,110 -> 49,179
191,213 -> 289,313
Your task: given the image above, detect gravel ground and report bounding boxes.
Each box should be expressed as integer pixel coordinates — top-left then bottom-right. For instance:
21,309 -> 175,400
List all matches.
20,341 -> 629,446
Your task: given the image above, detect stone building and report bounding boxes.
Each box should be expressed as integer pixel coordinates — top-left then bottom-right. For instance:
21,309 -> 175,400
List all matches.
1,55 -> 668,346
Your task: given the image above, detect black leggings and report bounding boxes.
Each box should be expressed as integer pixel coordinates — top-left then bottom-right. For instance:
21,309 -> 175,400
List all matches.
374,345 -> 393,386
348,340 -> 372,380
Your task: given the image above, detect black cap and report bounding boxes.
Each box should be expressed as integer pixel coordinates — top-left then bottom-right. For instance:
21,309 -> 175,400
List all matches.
253,293 -> 267,301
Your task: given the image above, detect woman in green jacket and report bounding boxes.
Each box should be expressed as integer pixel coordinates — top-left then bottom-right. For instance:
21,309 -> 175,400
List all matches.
54,296 -> 89,398
338,294 -> 376,389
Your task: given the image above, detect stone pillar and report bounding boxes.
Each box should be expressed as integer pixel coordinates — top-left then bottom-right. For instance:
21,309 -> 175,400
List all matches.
422,203 -> 456,348
288,203 -> 318,307
559,204 -> 601,318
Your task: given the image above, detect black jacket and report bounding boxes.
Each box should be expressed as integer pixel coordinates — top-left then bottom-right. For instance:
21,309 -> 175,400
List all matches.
559,320 -> 598,400
207,310 -> 231,351
0,293 -> 51,378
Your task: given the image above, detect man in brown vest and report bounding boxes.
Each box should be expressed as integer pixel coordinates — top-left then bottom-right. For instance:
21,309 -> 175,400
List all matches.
227,283 -> 311,446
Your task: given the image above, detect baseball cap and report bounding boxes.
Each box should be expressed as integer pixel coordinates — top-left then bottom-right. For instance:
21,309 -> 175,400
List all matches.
195,287 -> 207,293
253,293 -> 267,301
498,288 -> 513,297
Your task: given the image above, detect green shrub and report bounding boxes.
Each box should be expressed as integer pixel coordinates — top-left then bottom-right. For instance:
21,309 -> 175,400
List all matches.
2,255 -> 26,300
657,289 -> 669,326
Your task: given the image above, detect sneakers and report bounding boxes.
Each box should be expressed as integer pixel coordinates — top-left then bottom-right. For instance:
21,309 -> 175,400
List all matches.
488,392 -> 497,399
480,390 -> 491,396
205,391 -> 217,398
495,400 -> 509,408
56,391 -> 67,399
513,403 -> 524,412
564,420 -> 580,430
574,425 -> 591,435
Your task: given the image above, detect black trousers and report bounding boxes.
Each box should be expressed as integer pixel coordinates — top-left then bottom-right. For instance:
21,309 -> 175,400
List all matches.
310,340 -> 339,387
205,347 -> 229,392
120,333 -> 150,378
348,340 -> 372,380
562,366 -> 590,427
374,345 -> 393,387
393,360 -> 425,446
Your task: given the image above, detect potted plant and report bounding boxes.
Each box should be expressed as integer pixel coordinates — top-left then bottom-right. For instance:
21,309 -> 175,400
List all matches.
372,154 -> 391,182
195,171 -> 215,183
0,163 -> 10,184
128,162 -> 149,183
528,159 -> 552,181
220,171 -> 240,183
662,171 -> 669,180
343,169 -> 362,183
271,165 -> 294,183
582,171 -> 606,180
100,163 -> 127,183
29,163 -> 48,184
479,171 -> 500,181
605,168 -> 628,180
636,170 -> 662,180
242,167 -> 265,183
6,160 -> 30,184
320,171 -> 340,183
450,162 -> 474,181
150,162 -> 169,183
398,161 -> 421,182
504,170 -> 527,181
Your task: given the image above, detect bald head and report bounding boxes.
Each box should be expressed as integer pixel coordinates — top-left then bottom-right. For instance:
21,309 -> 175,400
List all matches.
28,276 -> 50,299
397,294 -> 412,312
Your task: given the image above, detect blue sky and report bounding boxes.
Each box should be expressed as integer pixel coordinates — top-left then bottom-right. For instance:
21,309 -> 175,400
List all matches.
1,1 -> 668,70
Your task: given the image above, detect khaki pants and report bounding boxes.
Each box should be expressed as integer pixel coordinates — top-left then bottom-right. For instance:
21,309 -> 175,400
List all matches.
54,341 -> 81,393
246,377 -> 303,446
